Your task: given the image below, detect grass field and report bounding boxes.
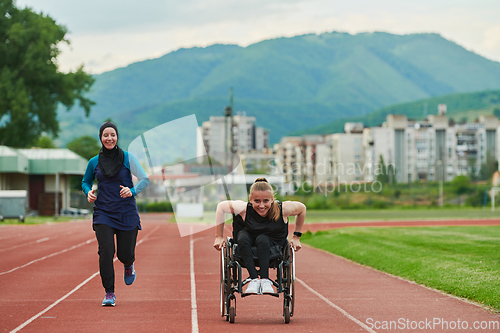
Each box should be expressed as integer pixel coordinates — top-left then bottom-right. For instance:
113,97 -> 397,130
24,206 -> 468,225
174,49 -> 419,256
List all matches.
3,207 -> 499,226
167,207 -> 500,224
301,226 -> 500,311
0,215 -> 87,225
291,208 -> 500,223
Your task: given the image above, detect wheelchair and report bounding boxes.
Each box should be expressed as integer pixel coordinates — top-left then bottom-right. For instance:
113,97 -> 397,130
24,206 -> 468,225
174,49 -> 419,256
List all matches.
219,215 -> 296,323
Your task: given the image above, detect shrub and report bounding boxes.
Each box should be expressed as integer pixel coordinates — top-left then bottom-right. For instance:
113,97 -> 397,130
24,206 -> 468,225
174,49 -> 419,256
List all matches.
141,201 -> 173,212
372,200 -> 389,209
305,195 -> 335,210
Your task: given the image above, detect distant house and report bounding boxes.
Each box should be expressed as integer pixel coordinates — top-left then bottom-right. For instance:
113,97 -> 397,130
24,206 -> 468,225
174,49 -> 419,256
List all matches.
0,146 -> 87,215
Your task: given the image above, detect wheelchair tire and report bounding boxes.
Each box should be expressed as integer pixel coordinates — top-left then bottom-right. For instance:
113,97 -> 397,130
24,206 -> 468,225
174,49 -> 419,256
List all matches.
220,245 -> 231,318
283,245 -> 295,318
220,247 -> 226,317
229,306 -> 235,323
284,305 -> 291,324
290,247 -> 295,317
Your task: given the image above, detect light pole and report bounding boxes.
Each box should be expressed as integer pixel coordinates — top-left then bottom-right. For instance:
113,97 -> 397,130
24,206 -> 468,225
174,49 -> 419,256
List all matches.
437,160 -> 443,206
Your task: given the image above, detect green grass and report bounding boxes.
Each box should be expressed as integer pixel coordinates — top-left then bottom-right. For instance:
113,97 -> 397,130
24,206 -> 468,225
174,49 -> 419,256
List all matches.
0,216 -> 86,225
287,207 -> 500,223
301,226 -> 500,311
166,207 -> 500,224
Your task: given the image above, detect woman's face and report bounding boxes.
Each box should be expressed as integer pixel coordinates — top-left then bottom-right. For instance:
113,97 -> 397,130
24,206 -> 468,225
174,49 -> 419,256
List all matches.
249,190 -> 274,217
101,127 -> 117,150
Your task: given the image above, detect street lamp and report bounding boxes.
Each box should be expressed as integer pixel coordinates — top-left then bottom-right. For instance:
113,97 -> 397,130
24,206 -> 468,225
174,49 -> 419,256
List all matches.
437,160 -> 443,206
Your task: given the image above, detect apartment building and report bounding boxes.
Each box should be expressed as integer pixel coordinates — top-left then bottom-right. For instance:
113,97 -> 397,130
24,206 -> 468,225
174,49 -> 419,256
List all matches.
272,113 -> 499,187
363,114 -> 498,183
273,136 -> 303,184
198,113 -> 269,157
331,123 -> 364,183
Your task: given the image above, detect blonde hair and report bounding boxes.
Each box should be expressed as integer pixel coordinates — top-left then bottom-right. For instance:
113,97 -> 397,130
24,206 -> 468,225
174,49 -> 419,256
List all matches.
249,177 -> 280,221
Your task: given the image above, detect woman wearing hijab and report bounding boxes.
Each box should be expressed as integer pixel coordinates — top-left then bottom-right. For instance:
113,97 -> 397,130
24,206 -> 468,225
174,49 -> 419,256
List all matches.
82,122 -> 150,306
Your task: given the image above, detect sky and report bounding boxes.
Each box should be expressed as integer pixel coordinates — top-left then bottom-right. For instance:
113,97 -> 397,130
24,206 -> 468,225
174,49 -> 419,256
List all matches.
15,0 -> 500,74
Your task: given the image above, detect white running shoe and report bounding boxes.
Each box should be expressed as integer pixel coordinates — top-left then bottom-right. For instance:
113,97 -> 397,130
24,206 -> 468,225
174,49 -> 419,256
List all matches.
261,279 -> 274,294
245,278 -> 261,294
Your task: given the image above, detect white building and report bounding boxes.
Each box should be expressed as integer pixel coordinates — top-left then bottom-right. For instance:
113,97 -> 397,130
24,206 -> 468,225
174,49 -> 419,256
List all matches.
331,123 -> 364,183
363,114 -> 498,183
274,136 -> 303,184
198,114 -> 269,158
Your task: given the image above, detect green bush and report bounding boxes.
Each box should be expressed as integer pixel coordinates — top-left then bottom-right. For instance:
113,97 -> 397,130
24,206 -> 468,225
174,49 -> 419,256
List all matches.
451,175 -> 474,195
304,195 -> 335,210
372,200 -> 389,209
140,201 -> 173,212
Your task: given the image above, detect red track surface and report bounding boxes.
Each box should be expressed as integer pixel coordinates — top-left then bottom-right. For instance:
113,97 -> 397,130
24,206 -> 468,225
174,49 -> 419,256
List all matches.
1,215 -> 499,332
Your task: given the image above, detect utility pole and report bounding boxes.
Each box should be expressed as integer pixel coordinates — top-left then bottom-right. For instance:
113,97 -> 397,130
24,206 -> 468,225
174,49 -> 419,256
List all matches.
437,160 -> 443,206
224,87 -> 234,174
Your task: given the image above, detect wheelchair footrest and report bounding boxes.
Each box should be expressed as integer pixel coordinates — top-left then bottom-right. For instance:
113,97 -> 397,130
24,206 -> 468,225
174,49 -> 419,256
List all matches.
241,292 -> 280,298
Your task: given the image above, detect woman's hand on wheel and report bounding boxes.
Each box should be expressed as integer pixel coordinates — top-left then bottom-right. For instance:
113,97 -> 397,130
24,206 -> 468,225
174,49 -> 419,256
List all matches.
291,235 -> 302,251
87,189 -> 97,203
120,185 -> 132,198
213,236 -> 225,251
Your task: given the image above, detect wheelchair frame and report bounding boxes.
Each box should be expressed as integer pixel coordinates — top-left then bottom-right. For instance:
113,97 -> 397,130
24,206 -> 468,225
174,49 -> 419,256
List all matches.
220,236 -> 296,323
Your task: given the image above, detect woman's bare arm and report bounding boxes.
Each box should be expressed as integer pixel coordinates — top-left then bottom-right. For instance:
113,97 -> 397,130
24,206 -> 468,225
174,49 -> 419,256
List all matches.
213,200 -> 247,250
282,201 -> 306,251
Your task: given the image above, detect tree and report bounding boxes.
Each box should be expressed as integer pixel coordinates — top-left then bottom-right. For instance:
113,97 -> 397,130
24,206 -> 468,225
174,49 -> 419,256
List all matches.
0,0 -> 95,147
451,175 -> 473,195
66,135 -> 100,160
34,135 -> 56,148
494,108 -> 500,118
376,155 -> 389,184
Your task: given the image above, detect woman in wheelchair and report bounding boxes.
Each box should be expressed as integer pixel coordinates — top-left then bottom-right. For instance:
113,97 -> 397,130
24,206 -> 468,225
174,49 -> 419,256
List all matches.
213,177 -> 306,295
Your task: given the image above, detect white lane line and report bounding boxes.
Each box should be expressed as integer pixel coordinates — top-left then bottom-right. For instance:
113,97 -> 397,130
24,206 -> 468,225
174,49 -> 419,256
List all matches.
296,277 -> 377,333
0,237 -> 50,253
0,239 -> 95,276
9,225 -> 161,333
9,271 -> 100,333
190,227 -> 199,333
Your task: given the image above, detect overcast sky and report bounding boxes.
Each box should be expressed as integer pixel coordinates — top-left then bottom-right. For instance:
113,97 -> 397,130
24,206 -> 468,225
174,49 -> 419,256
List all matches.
15,0 -> 500,74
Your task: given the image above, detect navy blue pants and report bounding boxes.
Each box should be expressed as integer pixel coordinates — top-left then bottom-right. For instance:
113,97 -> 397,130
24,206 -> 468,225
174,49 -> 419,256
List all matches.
237,229 -> 272,279
93,223 -> 138,293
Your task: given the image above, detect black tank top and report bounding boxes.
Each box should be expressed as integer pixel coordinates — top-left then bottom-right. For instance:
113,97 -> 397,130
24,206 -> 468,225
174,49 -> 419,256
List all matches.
244,201 -> 288,245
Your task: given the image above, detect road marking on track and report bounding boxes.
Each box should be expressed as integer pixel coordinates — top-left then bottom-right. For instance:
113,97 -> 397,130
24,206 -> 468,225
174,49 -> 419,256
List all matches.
296,278 -> 377,333
0,239 -> 95,276
190,227 -> 199,333
9,225 -> 160,333
0,237 -> 50,253
9,271 -> 101,333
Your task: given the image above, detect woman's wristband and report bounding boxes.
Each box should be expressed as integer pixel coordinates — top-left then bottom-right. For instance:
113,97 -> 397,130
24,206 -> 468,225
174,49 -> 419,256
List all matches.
293,231 -> 302,238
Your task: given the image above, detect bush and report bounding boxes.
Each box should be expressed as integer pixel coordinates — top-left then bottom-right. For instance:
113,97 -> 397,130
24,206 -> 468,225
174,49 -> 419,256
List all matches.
372,200 -> 389,209
451,175 -> 473,195
305,195 -> 335,210
465,187 -> 491,207
140,201 -> 173,212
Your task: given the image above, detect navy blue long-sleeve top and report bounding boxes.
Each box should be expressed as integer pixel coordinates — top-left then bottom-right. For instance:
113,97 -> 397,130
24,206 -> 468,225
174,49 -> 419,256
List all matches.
82,151 -> 150,230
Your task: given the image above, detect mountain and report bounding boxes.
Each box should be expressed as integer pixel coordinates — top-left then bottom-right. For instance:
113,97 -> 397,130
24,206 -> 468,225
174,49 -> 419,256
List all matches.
292,90 -> 500,136
57,31 -> 500,146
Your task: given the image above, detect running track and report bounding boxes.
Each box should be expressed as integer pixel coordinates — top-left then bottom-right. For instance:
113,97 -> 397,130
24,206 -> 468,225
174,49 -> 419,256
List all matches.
1,214 -> 500,332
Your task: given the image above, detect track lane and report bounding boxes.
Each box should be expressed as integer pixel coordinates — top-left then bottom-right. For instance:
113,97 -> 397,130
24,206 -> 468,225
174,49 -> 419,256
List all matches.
0,221 -> 96,274
5,220 -> 193,333
1,215 -> 500,332
194,225 -> 370,332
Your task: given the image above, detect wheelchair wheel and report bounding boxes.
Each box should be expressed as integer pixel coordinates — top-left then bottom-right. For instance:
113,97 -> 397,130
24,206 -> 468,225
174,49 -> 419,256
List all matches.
220,245 -> 226,317
283,245 -> 295,320
220,244 -> 231,318
229,306 -> 235,323
290,246 -> 295,317
284,304 -> 291,324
